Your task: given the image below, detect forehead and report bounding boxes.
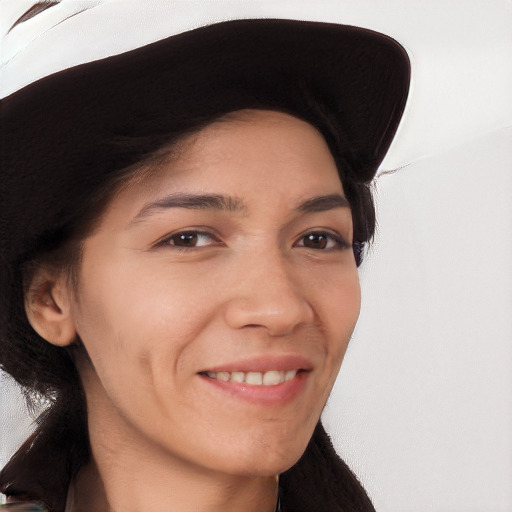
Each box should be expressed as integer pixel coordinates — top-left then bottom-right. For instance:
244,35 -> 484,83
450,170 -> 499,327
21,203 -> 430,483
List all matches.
101,109 -> 345,226
134,109 -> 342,192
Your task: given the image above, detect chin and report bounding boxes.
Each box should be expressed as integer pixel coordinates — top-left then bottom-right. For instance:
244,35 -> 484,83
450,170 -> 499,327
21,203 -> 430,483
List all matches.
223,454 -> 303,478
211,431 -> 314,478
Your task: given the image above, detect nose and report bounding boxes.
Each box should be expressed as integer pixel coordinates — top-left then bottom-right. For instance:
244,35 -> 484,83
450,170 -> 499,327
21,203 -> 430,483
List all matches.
223,249 -> 315,336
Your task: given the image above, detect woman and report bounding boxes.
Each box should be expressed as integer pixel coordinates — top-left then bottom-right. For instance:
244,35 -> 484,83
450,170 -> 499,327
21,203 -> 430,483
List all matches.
0,9 -> 410,512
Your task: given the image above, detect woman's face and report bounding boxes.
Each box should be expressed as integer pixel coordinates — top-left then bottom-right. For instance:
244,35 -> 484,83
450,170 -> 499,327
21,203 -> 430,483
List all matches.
69,110 -> 360,477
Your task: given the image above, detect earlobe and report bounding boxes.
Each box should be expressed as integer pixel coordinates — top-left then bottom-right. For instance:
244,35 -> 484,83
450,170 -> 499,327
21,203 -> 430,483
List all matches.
24,274 -> 77,347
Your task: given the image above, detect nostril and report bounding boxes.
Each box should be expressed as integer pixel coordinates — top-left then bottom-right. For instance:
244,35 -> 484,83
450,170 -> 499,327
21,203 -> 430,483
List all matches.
224,298 -> 314,336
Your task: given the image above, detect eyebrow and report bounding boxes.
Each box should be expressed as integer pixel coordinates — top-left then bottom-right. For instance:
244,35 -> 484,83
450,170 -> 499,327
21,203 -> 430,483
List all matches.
295,194 -> 350,212
131,193 -> 247,223
131,192 -> 349,224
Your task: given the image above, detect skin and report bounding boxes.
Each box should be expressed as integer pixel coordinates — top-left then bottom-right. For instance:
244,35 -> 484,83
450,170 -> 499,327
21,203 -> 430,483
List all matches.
26,110 -> 361,512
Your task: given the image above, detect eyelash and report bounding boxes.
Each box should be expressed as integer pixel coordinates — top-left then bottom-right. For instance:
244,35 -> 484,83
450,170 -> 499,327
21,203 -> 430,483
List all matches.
294,230 -> 351,251
155,229 -> 350,252
155,230 -> 222,251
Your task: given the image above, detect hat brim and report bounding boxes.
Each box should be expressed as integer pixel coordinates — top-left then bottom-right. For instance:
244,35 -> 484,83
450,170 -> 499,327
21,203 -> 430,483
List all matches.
0,18 -> 410,259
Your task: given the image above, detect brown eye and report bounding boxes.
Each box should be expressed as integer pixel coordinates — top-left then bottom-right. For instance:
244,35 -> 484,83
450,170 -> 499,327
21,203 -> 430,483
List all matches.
158,230 -> 222,250
303,233 -> 329,249
171,232 -> 199,247
296,231 -> 349,250
156,230 -> 223,251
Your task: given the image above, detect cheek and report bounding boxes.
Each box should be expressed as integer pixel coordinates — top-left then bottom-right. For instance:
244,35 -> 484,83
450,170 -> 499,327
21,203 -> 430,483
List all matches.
72,254 -> 218,401
317,266 -> 361,379
333,271 -> 361,343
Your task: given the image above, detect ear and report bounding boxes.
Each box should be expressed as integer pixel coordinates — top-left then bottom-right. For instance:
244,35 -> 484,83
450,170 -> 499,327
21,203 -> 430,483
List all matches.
24,267 -> 77,347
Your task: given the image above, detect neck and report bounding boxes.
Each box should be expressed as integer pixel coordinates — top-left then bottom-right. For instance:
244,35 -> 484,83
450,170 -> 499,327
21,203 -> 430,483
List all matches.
67,367 -> 279,512
67,458 -> 278,512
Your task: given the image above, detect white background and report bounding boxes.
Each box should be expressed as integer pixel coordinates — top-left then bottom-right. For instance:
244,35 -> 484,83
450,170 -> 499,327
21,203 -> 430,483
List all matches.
1,1 -> 512,510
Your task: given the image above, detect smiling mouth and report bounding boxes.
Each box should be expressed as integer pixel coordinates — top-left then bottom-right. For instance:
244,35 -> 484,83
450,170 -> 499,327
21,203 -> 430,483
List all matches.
200,369 -> 305,386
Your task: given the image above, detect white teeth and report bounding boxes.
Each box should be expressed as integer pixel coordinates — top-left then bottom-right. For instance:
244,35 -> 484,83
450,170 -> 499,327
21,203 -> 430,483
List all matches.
204,369 -> 299,386
245,372 -> 263,385
285,370 -> 297,382
263,370 -> 284,385
217,371 -> 230,382
230,371 -> 245,383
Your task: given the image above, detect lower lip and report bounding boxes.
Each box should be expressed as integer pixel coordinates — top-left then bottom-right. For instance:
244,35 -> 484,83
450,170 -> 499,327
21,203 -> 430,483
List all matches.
198,371 -> 309,406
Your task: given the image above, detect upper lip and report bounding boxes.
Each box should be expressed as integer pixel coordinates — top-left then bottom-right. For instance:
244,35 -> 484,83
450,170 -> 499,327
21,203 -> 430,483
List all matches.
199,354 -> 314,374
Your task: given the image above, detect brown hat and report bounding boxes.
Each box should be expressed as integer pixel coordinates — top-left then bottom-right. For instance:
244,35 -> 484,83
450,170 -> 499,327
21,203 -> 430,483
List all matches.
0,18 -> 410,263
